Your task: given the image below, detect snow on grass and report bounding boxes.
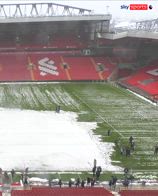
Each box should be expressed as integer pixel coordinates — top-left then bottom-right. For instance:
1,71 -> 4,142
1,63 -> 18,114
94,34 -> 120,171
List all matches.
45,90 -> 60,105
53,87 -> 79,109
72,84 -> 158,169
45,87 -> 79,109
32,86 -> 52,107
20,86 -> 39,107
0,84 -> 79,111
0,86 -> 5,102
0,83 -> 157,170
0,108 -> 121,171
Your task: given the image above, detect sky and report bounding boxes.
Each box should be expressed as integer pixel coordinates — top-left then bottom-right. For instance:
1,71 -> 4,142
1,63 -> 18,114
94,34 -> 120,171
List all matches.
0,0 -> 157,21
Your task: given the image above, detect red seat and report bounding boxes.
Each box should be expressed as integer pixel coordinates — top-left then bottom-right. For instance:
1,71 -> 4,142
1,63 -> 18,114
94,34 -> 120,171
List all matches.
120,190 -> 158,196
63,56 -> 100,80
122,64 -> 158,96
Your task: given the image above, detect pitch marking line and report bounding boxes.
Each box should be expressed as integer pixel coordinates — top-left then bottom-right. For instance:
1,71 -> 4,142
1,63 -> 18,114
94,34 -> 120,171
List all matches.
72,92 -> 124,138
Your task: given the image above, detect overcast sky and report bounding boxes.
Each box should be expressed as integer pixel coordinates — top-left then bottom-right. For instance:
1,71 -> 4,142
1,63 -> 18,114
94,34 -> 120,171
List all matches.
0,0 -> 158,21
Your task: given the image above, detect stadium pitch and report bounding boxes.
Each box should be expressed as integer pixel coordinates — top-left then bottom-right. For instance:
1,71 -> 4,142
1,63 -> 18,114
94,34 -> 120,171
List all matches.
0,108 -> 120,171
0,82 -> 158,175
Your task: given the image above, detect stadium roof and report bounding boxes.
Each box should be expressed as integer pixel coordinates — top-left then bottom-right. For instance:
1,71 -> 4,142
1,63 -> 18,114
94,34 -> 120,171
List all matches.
0,2 -> 111,23
102,31 -> 158,40
102,18 -> 158,40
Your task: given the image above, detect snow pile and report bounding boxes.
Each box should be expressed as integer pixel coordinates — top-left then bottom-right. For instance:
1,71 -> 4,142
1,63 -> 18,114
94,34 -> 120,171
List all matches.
0,108 -> 121,171
29,177 -> 48,183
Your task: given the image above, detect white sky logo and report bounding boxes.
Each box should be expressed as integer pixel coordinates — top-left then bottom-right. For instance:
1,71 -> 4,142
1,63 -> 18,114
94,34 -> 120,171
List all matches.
121,4 -> 149,10
38,57 -> 59,76
121,5 -> 129,9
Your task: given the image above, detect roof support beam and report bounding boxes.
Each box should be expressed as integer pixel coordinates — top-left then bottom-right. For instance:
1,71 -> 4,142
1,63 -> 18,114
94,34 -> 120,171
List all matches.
0,2 -> 92,18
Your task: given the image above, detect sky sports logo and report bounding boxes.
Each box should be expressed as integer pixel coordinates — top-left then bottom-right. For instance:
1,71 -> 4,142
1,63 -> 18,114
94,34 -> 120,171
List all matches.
121,4 -> 153,10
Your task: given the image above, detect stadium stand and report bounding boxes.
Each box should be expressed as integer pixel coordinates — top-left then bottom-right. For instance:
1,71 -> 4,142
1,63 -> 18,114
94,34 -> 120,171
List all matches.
118,68 -> 132,78
0,52 -> 116,81
0,52 -> 31,81
115,57 -> 135,78
119,190 -> 158,196
93,57 -> 117,80
62,56 -> 100,80
12,187 -> 113,196
0,33 -> 86,50
121,64 -> 158,98
0,51 -> 136,82
28,53 -> 68,81
49,34 -> 86,49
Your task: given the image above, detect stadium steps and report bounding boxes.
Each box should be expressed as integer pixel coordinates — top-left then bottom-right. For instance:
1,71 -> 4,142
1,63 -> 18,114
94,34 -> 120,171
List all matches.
93,57 -> 117,80
90,57 -> 104,80
60,56 -> 71,80
27,56 -> 36,81
62,56 -> 99,80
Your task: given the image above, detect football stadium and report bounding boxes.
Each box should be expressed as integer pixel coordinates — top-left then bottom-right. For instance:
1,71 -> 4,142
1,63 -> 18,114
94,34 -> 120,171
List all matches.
0,1 -> 158,196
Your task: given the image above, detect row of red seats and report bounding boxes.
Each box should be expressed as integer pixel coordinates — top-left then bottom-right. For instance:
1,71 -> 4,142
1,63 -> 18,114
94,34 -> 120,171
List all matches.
120,190 -> 158,196
0,53 -> 31,81
93,57 -> 117,79
0,35 -> 87,49
0,52 -> 116,81
63,56 -> 100,80
122,64 -> 158,96
12,187 -> 113,196
137,81 -> 158,95
9,189 -> 158,196
50,37 -> 86,49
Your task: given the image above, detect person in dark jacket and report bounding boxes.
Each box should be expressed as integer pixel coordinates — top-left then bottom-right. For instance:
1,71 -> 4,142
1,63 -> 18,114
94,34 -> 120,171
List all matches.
129,136 -> 134,145
92,166 -> 96,177
81,180 -> 85,188
58,179 -> 62,187
68,179 -> 72,187
75,178 -> 80,187
96,166 -> 102,180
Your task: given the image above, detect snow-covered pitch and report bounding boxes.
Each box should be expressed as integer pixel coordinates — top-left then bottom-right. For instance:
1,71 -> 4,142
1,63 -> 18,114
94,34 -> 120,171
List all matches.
0,108 -> 121,171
